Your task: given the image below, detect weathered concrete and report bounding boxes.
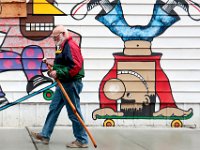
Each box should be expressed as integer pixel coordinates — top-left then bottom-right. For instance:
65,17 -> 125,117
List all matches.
0,128 -> 35,150
0,127 -> 200,150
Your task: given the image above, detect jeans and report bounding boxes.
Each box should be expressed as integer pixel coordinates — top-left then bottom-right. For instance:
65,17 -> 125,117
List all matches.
96,0 -> 180,42
40,79 -> 88,144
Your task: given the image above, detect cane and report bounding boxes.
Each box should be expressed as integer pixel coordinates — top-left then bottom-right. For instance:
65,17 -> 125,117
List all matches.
43,58 -> 97,148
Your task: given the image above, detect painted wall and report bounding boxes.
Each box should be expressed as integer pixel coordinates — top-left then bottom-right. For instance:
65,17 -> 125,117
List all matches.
0,0 -> 200,128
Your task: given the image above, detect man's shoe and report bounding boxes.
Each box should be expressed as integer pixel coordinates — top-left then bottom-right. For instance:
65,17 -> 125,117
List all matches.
71,0 -> 102,20
66,140 -> 88,148
30,132 -> 49,145
174,0 -> 200,21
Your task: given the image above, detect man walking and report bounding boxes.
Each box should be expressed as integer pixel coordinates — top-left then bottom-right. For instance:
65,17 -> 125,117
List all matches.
31,25 -> 88,148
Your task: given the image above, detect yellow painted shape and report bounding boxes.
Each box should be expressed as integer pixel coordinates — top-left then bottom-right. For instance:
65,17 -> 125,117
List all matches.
33,0 -> 64,15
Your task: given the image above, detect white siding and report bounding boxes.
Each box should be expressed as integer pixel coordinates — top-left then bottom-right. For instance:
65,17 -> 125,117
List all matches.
0,0 -> 200,127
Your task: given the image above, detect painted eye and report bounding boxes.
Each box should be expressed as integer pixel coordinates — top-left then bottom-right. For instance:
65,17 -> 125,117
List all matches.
103,79 -> 125,100
126,93 -> 131,97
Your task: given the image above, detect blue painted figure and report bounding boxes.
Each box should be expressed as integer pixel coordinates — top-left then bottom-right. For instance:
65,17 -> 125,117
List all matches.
71,0 -> 199,117
72,0 -> 200,40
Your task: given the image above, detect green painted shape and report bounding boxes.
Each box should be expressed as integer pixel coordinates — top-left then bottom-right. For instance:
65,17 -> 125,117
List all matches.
43,89 -> 54,101
96,111 -> 193,120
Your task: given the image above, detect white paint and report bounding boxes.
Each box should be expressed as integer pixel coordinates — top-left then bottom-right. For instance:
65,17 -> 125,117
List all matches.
0,0 -> 200,127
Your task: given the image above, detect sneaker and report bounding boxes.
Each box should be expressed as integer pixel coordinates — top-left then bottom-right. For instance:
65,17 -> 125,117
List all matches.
71,0 -> 102,20
66,140 -> 88,148
26,75 -> 53,94
88,0 -> 104,11
30,132 -> 49,145
174,0 -> 200,21
0,97 -> 9,107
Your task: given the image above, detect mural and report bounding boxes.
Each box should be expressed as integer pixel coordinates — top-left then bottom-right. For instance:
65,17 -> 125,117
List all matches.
0,0 -> 199,127
0,0 -> 81,111
71,0 -> 200,127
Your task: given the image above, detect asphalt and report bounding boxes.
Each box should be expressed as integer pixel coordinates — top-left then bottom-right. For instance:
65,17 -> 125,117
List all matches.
0,127 -> 200,150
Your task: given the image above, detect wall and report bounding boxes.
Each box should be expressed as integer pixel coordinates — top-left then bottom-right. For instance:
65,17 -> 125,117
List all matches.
0,0 -> 200,128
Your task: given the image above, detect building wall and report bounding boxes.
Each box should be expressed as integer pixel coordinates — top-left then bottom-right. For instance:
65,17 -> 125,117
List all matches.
0,0 -> 200,127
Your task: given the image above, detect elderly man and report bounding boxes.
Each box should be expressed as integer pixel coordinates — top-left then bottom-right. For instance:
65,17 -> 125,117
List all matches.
30,25 -> 88,148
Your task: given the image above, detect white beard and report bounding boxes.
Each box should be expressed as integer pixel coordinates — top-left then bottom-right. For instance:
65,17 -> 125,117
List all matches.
56,36 -> 65,47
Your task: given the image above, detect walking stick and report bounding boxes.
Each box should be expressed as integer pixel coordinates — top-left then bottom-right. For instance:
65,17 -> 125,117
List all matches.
43,59 -> 97,148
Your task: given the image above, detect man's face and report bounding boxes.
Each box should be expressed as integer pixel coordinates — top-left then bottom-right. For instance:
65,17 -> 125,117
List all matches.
53,32 -> 65,46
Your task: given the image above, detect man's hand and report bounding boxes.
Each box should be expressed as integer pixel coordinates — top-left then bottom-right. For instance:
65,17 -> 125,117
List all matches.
49,70 -> 57,79
43,58 -> 54,67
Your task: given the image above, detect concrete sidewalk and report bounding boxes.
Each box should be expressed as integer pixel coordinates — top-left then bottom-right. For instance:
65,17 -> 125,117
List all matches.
0,127 -> 200,150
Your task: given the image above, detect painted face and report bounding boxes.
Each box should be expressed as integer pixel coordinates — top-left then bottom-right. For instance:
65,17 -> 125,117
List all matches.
103,73 -> 149,104
103,60 -> 156,111
117,73 -> 149,104
20,0 -> 66,41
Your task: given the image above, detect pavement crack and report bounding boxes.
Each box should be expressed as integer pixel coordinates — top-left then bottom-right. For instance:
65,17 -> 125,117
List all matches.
25,126 -> 38,150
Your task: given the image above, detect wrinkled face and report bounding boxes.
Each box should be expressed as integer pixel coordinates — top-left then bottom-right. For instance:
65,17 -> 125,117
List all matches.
20,0 -> 65,41
53,32 -> 65,46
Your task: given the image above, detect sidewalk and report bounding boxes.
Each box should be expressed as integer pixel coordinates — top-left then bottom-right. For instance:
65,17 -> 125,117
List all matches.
0,127 -> 200,150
